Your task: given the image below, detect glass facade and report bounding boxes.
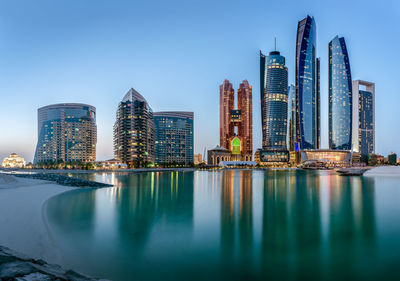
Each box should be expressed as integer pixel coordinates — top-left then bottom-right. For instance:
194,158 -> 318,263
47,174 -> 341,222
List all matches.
287,84 -> 296,151
114,88 -> 155,167
263,51 -> 288,149
34,104 -> 97,164
329,36 -> 352,150
259,150 -> 289,163
300,149 -> 352,167
260,51 -> 266,144
154,112 -> 194,165
296,15 -> 320,150
352,80 -> 375,156
359,90 -> 374,155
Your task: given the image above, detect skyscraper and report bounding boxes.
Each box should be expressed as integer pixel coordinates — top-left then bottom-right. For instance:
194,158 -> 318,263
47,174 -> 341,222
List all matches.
260,50 -> 267,144
154,111 -> 194,165
352,80 -> 375,156
329,36 -> 352,150
287,84 -> 296,151
295,15 -> 320,150
257,49 -> 290,165
114,88 -> 155,167
263,50 -> 288,149
34,103 -> 97,164
219,79 -> 253,161
237,80 -> 253,160
220,79 -> 234,150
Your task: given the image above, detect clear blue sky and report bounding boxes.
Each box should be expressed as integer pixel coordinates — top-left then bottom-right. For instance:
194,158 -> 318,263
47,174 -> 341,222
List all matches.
0,0 -> 399,162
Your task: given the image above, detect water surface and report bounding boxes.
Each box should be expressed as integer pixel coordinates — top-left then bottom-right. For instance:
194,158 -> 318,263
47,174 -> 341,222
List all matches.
46,170 -> 400,280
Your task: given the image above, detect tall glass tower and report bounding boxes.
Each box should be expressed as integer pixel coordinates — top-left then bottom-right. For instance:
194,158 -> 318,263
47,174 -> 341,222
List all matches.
260,50 -> 267,146
329,36 -> 352,150
263,50 -> 288,149
287,84 -> 296,151
295,15 -> 320,150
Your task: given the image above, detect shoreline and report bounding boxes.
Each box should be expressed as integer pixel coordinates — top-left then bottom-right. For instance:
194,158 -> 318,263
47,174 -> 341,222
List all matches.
0,174 -> 108,280
3,166 -> 299,174
1,167 -> 400,279
0,174 -> 74,263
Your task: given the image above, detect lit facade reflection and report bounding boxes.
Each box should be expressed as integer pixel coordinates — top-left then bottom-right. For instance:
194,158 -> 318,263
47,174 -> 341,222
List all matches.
45,170 -> 382,280
220,170 -> 254,269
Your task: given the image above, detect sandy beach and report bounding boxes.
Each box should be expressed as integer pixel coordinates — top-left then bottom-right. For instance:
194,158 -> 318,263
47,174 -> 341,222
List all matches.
364,166 -> 400,176
0,173 -> 73,265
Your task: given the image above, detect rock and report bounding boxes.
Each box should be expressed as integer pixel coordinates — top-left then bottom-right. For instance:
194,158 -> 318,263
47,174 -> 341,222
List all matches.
15,272 -> 53,281
0,245 -> 106,280
13,174 -> 113,188
0,261 -> 35,278
0,253 -> 18,264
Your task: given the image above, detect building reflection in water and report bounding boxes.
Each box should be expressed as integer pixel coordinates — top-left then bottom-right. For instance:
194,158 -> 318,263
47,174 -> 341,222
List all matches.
47,170 -> 379,280
325,174 -> 376,279
259,170 -> 376,280
220,170 -> 254,275
112,171 -> 195,278
260,169 -> 323,279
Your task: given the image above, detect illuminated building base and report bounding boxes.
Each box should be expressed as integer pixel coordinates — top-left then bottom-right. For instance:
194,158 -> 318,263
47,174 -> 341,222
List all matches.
299,149 -> 352,168
255,148 -> 289,166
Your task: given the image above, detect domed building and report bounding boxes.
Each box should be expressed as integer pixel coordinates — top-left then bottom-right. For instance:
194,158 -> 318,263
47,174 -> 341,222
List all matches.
2,153 -> 26,168
207,145 -> 231,165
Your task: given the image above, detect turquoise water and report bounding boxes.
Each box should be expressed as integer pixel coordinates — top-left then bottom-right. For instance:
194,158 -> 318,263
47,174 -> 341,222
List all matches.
46,170 -> 400,280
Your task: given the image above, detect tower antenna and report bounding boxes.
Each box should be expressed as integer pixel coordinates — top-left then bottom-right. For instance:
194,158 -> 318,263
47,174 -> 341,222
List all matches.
274,36 -> 277,51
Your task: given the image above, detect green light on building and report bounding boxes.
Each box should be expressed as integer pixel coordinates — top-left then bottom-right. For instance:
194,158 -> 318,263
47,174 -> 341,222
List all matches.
232,137 -> 241,155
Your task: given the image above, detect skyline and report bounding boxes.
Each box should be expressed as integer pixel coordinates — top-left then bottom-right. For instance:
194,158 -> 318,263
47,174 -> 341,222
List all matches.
1,0 -> 399,162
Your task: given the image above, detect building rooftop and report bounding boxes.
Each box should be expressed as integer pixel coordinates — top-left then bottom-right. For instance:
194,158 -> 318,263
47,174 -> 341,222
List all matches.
209,145 -> 230,151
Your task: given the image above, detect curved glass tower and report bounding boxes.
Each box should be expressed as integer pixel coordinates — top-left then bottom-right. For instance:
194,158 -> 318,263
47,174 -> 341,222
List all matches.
34,103 -> 97,164
329,36 -> 352,150
296,15 -> 320,150
287,84 -> 296,151
263,51 -> 288,149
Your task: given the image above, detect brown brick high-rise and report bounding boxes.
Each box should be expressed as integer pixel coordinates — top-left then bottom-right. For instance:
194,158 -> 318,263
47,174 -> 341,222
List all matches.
219,79 -> 253,161
237,80 -> 253,161
219,79 -> 235,150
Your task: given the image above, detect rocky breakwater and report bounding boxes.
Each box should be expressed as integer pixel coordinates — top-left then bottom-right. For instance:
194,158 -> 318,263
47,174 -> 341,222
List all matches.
14,173 -> 113,188
0,245 -> 107,280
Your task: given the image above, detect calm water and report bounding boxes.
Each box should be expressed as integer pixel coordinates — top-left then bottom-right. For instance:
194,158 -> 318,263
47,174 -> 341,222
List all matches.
45,170 -> 400,281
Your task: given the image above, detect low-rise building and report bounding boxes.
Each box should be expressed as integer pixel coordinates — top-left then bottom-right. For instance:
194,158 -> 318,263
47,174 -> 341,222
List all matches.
207,146 -> 231,165
194,154 -> 204,165
95,159 -> 127,169
388,152 -> 397,165
369,153 -> 384,166
256,149 -> 289,167
218,161 -> 257,167
2,153 -> 25,168
299,149 -> 352,168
